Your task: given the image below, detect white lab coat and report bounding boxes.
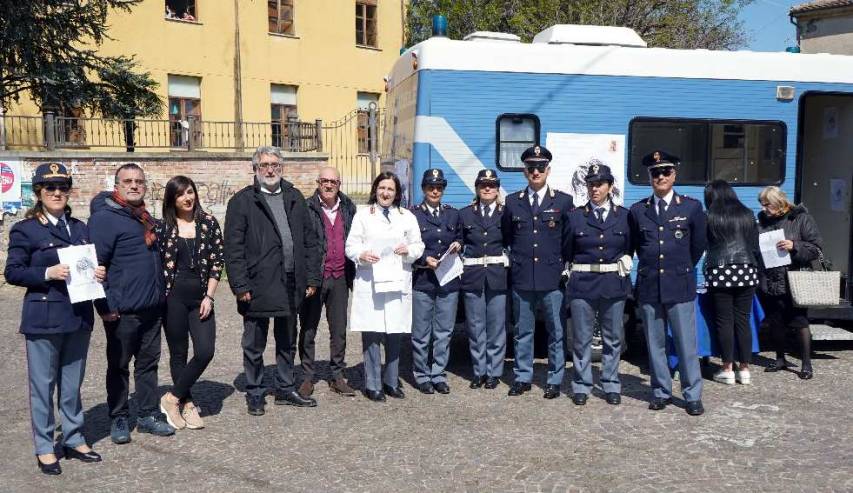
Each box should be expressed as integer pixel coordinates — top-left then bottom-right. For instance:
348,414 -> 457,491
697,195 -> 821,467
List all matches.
345,205 -> 424,333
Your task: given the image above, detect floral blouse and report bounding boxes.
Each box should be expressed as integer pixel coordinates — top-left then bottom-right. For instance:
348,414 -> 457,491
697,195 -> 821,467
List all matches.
155,212 -> 225,296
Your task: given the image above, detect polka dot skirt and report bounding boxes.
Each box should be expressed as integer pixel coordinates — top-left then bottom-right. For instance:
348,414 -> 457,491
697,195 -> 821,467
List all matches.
704,263 -> 758,288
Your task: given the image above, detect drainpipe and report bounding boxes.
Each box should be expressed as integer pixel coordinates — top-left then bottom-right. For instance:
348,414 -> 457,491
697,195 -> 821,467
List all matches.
233,0 -> 245,151
790,13 -> 801,51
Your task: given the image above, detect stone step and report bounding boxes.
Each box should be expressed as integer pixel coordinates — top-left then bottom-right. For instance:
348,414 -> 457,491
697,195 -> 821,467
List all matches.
810,324 -> 853,341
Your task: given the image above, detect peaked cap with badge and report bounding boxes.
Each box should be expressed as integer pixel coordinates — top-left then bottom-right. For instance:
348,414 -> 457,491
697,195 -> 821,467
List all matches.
520,145 -> 552,164
475,168 -> 500,188
421,168 -> 448,188
641,150 -> 679,170
33,162 -> 72,186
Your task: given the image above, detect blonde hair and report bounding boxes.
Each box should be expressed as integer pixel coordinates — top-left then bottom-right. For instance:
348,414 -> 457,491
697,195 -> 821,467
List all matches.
758,186 -> 794,212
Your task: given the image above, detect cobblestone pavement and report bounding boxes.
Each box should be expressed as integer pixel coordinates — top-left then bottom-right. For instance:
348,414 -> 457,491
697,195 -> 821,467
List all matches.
0,283 -> 851,492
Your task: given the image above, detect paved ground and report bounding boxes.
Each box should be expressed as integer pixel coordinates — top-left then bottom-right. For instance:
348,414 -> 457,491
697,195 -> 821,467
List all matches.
0,283 -> 851,492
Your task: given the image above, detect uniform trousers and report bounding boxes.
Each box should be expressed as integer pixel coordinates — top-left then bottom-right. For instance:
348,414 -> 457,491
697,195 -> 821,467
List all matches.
25,330 -> 91,455
511,289 -> 565,385
298,275 -> 349,381
361,332 -> 402,391
104,307 -> 163,418
640,301 -> 703,402
164,274 -> 216,401
411,290 -> 459,385
570,298 -> 625,394
464,287 -> 507,379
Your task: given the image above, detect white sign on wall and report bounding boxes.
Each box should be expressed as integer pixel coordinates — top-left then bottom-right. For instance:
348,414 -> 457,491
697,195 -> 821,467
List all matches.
545,133 -> 626,206
1,159 -> 23,214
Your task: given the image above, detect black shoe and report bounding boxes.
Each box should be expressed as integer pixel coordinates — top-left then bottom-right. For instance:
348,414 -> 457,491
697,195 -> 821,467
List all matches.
686,400 -> 705,416
246,395 -> 266,416
765,359 -> 794,372
484,377 -> 500,389
648,397 -> 673,411
799,367 -> 814,380
110,416 -> 131,444
434,382 -> 450,394
605,393 -> 621,405
364,389 -> 386,402
507,381 -> 532,396
543,384 -> 561,399
275,390 -> 318,407
63,446 -> 102,463
36,457 -> 61,476
469,376 -> 486,389
383,384 -> 406,399
416,382 -> 435,394
571,393 -> 588,405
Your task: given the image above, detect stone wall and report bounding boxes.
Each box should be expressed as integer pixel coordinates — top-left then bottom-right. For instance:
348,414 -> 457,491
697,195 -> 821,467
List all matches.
0,151 -> 327,275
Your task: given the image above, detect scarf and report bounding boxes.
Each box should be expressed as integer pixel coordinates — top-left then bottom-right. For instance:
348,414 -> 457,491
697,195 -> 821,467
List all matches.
112,191 -> 157,246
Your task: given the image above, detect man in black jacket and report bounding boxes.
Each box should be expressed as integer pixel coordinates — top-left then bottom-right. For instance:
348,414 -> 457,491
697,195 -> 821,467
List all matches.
297,167 -> 358,399
225,146 -> 322,416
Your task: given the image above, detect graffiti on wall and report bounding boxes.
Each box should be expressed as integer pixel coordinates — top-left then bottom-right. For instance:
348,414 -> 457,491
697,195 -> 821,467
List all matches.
145,180 -> 242,212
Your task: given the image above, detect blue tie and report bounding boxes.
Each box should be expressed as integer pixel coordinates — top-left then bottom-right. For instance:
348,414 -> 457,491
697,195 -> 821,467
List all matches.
382,207 -> 390,221
531,193 -> 540,215
57,217 -> 70,238
595,208 -> 604,223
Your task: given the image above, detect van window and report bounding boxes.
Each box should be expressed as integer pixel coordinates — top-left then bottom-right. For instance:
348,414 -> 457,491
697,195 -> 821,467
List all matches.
497,114 -> 539,170
629,118 -> 785,185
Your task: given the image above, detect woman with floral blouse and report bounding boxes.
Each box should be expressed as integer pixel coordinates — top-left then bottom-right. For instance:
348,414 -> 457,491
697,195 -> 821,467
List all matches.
155,175 -> 224,430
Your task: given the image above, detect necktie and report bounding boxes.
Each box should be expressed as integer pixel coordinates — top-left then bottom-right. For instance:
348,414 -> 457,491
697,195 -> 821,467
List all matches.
382,207 -> 390,221
658,199 -> 667,220
57,217 -> 69,237
531,193 -> 540,215
483,205 -> 490,218
595,208 -> 604,223
433,208 -> 439,219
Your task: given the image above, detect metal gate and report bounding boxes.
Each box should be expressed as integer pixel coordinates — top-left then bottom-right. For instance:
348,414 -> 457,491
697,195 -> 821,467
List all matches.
321,104 -> 382,201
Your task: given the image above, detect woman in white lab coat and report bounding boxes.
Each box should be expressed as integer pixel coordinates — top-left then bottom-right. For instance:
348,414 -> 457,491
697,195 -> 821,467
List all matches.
345,172 -> 424,402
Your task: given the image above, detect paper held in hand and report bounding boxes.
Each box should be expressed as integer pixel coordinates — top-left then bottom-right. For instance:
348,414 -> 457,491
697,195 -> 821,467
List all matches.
759,229 -> 791,269
57,244 -> 106,303
435,249 -> 463,287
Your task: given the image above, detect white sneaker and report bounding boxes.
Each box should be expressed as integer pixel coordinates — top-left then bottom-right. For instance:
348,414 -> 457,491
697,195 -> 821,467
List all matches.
713,369 -> 736,385
736,369 -> 752,385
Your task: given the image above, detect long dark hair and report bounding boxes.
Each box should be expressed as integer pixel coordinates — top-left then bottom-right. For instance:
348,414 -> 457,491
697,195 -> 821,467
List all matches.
25,183 -> 72,220
162,175 -> 202,228
704,180 -> 755,244
367,171 -> 402,208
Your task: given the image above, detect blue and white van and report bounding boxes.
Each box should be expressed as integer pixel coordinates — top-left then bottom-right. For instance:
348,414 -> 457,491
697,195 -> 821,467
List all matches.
382,24 -> 853,324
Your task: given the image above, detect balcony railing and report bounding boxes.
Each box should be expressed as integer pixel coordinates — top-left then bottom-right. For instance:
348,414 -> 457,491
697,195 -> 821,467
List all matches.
0,113 -> 323,152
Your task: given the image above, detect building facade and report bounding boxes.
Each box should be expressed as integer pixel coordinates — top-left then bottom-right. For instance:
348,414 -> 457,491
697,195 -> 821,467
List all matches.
791,0 -> 853,55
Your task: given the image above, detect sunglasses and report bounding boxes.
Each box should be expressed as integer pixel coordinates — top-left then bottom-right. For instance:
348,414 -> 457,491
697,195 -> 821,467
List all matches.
478,183 -> 498,189
525,164 -> 548,174
649,168 -> 674,178
44,184 -> 71,194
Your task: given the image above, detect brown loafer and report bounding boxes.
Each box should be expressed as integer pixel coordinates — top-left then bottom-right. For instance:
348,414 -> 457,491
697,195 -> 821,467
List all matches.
298,380 -> 314,398
330,378 -> 356,396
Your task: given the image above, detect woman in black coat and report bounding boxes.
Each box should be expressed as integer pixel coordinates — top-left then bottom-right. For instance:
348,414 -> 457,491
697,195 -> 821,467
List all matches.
757,186 -> 823,380
4,163 -> 105,475
704,180 -> 760,386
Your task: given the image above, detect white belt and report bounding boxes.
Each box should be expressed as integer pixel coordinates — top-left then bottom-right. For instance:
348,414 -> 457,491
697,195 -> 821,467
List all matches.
463,254 -> 509,267
568,255 -> 634,278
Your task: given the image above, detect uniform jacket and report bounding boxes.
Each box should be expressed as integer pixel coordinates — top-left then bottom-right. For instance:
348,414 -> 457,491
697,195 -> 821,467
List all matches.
502,186 -> 574,292
565,202 -> 632,300
305,190 -> 358,289
458,202 -> 508,292
345,205 -> 425,333
89,191 -> 165,314
5,215 -> 95,335
224,179 -> 321,318
411,202 -> 461,294
628,192 -> 707,305
757,205 -> 823,296
155,211 -> 224,297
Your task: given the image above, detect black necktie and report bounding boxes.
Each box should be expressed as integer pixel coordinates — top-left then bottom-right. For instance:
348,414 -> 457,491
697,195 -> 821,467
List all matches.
658,199 -> 667,220
595,208 -> 604,223
433,208 -> 439,219
531,193 -> 540,215
382,207 -> 390,221
57,217 -> 69,238
483,205 -> 490,218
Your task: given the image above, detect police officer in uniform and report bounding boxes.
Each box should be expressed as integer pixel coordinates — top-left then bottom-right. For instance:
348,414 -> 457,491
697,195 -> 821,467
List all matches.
502,145 -> 573,398
628,151 -> 707,416
565,164 -> 631,406
459,169 -> 508,389
411,169 -> 462,394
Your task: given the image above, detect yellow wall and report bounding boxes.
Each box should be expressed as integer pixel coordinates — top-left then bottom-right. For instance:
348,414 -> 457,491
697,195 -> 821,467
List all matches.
9,0 -> 405,124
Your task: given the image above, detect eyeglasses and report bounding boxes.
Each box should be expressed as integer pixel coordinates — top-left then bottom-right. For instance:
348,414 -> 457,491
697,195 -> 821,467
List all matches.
649,168 -> 674,178
257,163 -> 282,171
478,183 -> 497,190
119,178 -> 147,187
44,184 -> 71,194
525,164 -> 548,174
317,178 -> 341,185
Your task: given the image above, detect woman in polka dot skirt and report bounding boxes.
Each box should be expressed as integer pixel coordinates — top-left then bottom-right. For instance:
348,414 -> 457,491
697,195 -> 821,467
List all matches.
703,180 -> 760,385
